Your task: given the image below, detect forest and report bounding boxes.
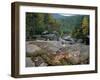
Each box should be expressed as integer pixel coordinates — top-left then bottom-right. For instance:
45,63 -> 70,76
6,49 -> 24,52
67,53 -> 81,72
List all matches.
26,12 -> 89,44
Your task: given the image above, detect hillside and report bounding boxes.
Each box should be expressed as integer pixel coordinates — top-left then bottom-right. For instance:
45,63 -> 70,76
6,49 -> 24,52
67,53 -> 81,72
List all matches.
52,14 -> 84,34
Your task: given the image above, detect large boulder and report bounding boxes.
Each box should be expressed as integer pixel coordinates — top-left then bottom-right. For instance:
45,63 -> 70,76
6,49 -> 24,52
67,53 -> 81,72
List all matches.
67,51 -> 81,64
26,57 -> 35,67
48,41 -> 63,52
80,44 -> 89,62
26,42 -> 41,55
64,43 -> 89,64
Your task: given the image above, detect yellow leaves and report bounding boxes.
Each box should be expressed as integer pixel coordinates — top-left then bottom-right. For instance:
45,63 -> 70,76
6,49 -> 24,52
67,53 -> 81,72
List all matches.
82,16 -> 89,27
82,16 -> 89,35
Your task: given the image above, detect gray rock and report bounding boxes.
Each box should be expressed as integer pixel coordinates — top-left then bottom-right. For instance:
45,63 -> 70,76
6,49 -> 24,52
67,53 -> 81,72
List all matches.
48,41 -> 62,52
26,57 -> 35,67
63,43 -> 89,64
68,51 -> 81,64
39,63 -> 48,66
77,39 -> 83,43
26,43 -> 41,55
34,56 -> 46,66
80,45 -> 89,61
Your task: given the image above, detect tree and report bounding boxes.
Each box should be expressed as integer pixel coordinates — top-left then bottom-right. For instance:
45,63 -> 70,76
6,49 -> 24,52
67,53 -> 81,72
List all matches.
26,13 -> 35,40
26,13 -> 61,40
34,13 -> 45,34
81,16 -> 89,44
82,16 -> 89,36
44,14 -> 60,33
71,15 -> 89,44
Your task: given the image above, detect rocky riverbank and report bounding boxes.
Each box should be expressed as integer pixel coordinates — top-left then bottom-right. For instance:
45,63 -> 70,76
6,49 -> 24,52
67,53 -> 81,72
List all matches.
26,41 -> 89,67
